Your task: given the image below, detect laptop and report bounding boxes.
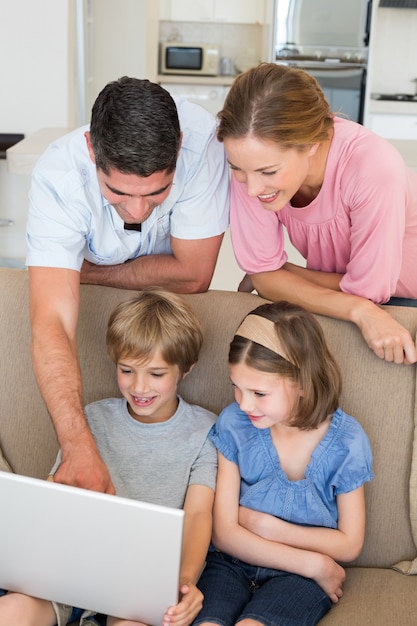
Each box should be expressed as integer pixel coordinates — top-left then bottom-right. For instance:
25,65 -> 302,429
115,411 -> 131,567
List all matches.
0,470 -> 184,624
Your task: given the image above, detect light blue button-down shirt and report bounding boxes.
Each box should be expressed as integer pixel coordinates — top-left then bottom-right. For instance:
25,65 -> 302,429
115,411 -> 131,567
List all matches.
26,97 -> 230,270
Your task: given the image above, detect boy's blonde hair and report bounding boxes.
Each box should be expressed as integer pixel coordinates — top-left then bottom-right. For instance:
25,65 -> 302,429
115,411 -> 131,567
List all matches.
106,290 -> 203,375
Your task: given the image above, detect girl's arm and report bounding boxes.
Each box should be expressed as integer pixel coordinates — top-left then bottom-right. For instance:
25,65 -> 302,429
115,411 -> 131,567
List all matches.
163,484 -> 214,626
213,453 -> 345,603
239,486 -> 366,563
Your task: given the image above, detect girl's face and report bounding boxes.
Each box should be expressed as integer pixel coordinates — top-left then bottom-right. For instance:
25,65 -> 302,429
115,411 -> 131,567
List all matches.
230,361 -> 302,430
223,135 -> 318,212
117,348 -> 184,424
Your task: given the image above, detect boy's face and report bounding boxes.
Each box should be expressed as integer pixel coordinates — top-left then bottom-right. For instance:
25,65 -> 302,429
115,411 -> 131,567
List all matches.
117,348 -> 183,423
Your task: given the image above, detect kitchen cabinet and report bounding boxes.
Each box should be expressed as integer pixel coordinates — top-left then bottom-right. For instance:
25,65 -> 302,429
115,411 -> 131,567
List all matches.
159,0 -> 264,23
367,113 -> 417,140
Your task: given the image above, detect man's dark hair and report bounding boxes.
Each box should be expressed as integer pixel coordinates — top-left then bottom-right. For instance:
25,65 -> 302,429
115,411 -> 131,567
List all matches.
89,76 -> 181,176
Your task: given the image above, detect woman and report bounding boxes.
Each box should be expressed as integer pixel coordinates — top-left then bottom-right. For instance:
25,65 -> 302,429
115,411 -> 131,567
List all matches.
217,62 -> 417,365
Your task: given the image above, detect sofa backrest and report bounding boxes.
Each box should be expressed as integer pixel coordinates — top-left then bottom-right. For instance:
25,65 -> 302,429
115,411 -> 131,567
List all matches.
0,268 -> 416,571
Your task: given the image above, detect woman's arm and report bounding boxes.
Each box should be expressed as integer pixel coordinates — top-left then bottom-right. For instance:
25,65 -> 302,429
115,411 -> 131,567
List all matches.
212,454 -> 345,602
251,267 -> 417,365
282,262 -> 343,290
239,486 -> 366,563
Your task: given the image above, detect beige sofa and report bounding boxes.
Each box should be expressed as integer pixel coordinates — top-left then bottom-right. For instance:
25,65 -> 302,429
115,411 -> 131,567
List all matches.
1,266 -> 417,624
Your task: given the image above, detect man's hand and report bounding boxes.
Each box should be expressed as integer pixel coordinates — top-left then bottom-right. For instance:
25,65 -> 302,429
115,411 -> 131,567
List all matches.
54,438 -> 115,494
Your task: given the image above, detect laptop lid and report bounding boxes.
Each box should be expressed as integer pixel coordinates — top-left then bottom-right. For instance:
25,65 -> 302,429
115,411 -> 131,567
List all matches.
0,470 -> 184,624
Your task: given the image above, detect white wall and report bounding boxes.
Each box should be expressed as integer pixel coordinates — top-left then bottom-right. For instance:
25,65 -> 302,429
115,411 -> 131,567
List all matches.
210,229 -> 243,291
210,226 -> 306,292
0,0 -> 71,135
0,0 -> 71,261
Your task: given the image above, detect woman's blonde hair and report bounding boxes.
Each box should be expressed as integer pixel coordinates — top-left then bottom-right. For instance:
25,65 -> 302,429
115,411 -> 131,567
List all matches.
229,301 -> 341,429
106,289 -> 203,375
217,62 -> 334,149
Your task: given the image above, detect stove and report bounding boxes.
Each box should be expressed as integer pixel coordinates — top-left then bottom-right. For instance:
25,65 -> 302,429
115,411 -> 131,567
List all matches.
372,93 -> 417,102
275,55 -> 366,71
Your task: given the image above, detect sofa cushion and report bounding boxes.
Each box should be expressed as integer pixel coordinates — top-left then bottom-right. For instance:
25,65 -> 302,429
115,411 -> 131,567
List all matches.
319,567 -> 417,625
393,362 -> 417,575
0,446 -> 12,473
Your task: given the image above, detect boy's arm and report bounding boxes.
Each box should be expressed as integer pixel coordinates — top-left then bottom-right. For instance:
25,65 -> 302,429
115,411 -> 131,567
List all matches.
163,484 -> 214,626
180,484 -> 214,585
212,453 -> 345,603
239,487 -> 366,563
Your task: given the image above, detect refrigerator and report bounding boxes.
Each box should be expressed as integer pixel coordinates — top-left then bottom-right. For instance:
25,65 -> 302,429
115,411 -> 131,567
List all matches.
271,0 -> 372,123
74,0 -> 158,126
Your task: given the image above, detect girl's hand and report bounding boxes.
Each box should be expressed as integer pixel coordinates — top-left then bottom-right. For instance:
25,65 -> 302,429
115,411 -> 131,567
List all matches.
162,582 -> 203,626
240,508 -> 346,604
308,553 -> 346,604
239,506 -> 284,541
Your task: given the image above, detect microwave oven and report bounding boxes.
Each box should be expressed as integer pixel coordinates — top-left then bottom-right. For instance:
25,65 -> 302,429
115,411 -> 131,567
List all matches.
160,42 -> 219,76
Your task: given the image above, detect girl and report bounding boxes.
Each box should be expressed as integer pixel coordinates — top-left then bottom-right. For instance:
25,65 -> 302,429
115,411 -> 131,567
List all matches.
193,301 -> 373,626
216,62 -> 417,365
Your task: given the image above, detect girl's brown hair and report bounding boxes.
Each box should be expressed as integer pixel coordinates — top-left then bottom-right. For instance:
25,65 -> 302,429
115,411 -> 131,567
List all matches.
106,290 -> 203,376
217,62 -> 334,149
229,301 -> 341,429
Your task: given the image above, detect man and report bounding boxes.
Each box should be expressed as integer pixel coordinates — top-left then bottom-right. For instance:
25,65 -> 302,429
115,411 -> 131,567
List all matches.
26,77 -> 229,494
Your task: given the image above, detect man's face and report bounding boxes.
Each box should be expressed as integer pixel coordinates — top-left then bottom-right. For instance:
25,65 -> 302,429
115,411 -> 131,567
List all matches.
85,131 -> 175,224
95,166 -> 174,225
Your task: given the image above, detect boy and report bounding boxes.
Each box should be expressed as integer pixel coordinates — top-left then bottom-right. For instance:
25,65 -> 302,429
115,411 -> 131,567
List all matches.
0,290 -> 217,626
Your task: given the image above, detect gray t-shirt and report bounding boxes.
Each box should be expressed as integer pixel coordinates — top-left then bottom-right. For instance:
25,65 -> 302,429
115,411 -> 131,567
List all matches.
51,396 -> 217,508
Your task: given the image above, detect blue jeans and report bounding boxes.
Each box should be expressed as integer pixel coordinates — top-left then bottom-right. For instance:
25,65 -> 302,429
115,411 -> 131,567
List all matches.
193,551 -> 331,626
385,297 -> 417,307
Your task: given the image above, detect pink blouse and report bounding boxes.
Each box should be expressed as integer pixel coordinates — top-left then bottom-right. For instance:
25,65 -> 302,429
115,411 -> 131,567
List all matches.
230,117 -> 417,304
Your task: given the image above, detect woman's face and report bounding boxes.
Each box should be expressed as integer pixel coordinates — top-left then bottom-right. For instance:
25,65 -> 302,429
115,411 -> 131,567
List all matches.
224,135 -> 318,212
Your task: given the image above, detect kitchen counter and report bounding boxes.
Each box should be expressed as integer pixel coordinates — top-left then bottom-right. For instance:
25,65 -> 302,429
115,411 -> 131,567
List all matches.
368,98 -> 417,115
157,74 -> 237,86
6,127 -> 71,175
